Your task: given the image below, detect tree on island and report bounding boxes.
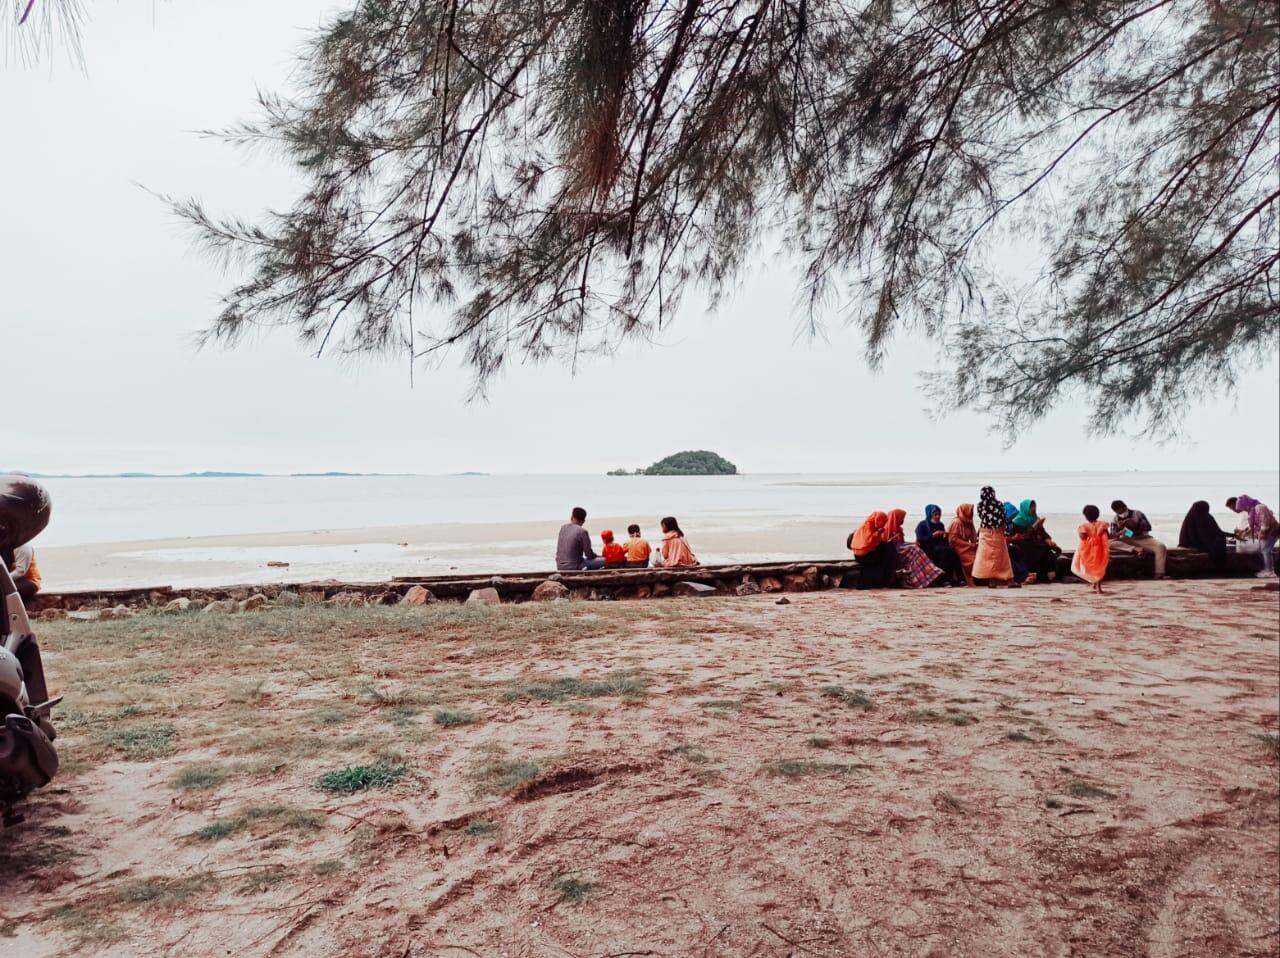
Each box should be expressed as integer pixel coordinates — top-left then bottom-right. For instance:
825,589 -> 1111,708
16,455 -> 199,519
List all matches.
610,451 -> 737,476
16,0 -> 1275,434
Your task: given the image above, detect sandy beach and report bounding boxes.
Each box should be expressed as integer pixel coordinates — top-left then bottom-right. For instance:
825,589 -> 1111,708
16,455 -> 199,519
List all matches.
6,581 -> 1277,956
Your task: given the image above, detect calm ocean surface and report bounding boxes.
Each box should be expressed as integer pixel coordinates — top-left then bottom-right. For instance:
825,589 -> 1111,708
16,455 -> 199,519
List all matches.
38,471 -> 1280,546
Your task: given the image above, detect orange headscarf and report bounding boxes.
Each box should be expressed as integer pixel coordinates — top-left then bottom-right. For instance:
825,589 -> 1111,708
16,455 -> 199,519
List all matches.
948,503 -> 977,543
885,509 -> 908,543
850,512 -> 888,557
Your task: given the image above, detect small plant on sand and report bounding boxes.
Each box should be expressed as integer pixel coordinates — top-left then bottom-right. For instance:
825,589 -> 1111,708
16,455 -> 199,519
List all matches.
432,707 -> 477,727
461,819 -> 498,836
103,722 -> 176,760
470,754 -> 540,794
933,792 -> 964,812
1067,781 -> 1116,800
908,708 -> 977,727
115,874 -> 215,906
1005,730 -> 1034,743
821,685 -> 874,710
552,875 -> 597,903
170,763 -> 225,791
192,820 -> 239,842
806,736 -> 833,749
505,671 -> 647,702
764,758 -> 864,777
317,762 -> 405,793
696,699 -> 740,710
1250,732 -> 1279,758
666,742 -> 711,764
312,859 -> 344,875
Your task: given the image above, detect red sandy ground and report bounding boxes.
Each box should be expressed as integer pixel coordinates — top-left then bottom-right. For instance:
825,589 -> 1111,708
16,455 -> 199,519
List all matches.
7,580 -> 1280,956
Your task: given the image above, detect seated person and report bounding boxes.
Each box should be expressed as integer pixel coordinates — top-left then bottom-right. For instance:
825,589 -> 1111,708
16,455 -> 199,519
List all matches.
1178,500 -> 1232,573
1009,499 -> 1061,584
3,544 -> 41,605
1110,500 -> 1168,578
886,508 -> 943,588
600,529 -> 628,567
624,524 -> 652,568
555,507 -> 605,571
655,516 -> 698,567
915,504 -> 965,586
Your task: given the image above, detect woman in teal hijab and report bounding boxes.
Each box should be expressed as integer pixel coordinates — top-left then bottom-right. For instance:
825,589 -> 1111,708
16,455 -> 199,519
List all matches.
1008,499 -> 1060,582
1012,499 -> 1040,532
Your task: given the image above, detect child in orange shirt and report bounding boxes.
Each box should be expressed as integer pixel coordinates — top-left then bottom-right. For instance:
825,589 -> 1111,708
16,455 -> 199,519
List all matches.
1071,504 -> 1111,593
624,524 -> 652,567
600,529 -> 628,568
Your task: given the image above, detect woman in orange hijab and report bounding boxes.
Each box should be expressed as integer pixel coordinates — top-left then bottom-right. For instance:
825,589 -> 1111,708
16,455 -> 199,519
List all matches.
947,503 -> 978,586
848,512 -> 897,589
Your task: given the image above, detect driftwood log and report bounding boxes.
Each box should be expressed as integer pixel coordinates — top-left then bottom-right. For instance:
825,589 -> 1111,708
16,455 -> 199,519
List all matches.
24,546 -> 1278,614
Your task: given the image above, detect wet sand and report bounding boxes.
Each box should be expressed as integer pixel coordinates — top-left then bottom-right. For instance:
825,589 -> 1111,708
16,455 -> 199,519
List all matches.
7,580 -> 1278,956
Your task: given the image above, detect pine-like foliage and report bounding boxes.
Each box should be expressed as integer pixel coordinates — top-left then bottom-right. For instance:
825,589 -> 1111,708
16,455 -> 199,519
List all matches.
172,0 -> 1277,432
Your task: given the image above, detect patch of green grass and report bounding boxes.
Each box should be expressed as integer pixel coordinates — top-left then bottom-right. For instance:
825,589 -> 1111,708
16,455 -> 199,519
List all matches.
316,762 -> 405,793
565,701 -> 596,715
1004,730 -> 1034,743
1250,732 -> 1279,758
471,756 -> 540,794
552,875 -> 597,903
311,706 -> 354,726
908,708 -> 977,727
763,758 -> 864,777
461,819 -> 498,836
821,685 -> 875,710
387,704 -> 420,726
696,699 -> 740,710
191,820 -> 239,842
1067,781 -> 1116,800
934,791 -> 964,812
102,722 -> 176,760
432,707 -> 477,727
505,671 -> 647,702
237,865 -> 291,895
170,763 -> 224,791
136,671 -> 172,686
806,736 -> 833,749
241,803 -> 324,831
1044,796 -> 1064,809
115,874 -> 214,906
53,905 -> 125,949
666,743 -> 711,764
312,859 -> 343,876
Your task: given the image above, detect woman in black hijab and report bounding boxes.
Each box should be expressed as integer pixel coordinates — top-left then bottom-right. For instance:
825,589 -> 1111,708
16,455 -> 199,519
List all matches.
1178,501 -> 1232,573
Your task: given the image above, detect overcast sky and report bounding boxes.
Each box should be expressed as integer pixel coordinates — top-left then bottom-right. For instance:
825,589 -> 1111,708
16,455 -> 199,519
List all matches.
5,1 -> 1278,476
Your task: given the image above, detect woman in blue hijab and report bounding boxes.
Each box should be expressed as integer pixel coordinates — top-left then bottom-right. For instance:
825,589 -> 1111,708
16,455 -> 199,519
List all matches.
1001,501 -> 1031,583
914,504 -> 966,586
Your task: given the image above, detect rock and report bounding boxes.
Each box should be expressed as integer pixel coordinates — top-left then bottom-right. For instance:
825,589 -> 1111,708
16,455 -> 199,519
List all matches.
759,576 -> 783,593
67,610 -> 101,622
275,590 -> 302,608
548,573 -> 563,582
100,605 -> 135,621
466,587 -> 501,606
775,597 -> 791,605
634,585 -> 653,599
329,591 -> 368,608
802,565 -> 820,588
301,589 -> 327,605
673,581 -> 717,597
202,599 -> 238,615
163,597 -> 192,615
37,608 -> 67,621
531,580 -> 570,602
266,560 -> 290,568
400,585 -> 437,606
736,574 -> 761,596
651,583 -> 672,598
241,594 -> 269,612
782,574 -> 811,593
370,591 -> 400,606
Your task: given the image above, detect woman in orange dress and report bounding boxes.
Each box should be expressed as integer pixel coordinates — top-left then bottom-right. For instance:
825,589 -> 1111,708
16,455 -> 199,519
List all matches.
973,486 -> 1017,587
1071,504 -> 1111,593
947,503 -> 978,586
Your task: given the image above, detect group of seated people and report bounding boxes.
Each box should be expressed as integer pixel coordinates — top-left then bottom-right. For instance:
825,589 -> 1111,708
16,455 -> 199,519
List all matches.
555,507 -> 698,572
846,491 -> 1279,590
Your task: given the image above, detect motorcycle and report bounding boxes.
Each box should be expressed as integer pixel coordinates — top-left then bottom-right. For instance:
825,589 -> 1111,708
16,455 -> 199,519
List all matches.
0,475 -> 58,826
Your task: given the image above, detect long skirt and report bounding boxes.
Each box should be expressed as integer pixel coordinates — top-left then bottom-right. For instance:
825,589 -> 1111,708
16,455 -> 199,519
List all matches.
854,541 -> 898,589
973,527 -> 1014,583
895,543 -> 944,589
950,536 -> 977,585
1071,535 -> 1110,584
921,539 -> 965,584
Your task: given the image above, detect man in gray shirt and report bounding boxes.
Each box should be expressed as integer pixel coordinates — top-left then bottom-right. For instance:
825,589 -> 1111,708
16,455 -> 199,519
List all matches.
556,507 -> 605,571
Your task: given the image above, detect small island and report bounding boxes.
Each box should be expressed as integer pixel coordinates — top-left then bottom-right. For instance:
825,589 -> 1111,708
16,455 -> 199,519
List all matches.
608,450 -> 738,476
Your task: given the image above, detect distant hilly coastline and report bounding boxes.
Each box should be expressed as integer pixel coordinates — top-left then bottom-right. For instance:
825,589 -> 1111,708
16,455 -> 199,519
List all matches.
13,471 -> 418,479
